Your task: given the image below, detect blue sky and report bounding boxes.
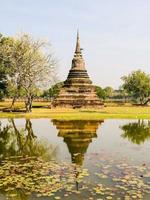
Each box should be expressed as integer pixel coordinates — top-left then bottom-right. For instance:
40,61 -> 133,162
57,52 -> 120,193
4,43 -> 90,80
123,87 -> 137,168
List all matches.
0,0 -> 150,88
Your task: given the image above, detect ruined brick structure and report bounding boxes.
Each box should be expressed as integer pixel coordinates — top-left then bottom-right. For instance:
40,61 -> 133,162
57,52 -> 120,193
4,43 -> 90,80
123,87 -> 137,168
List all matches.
52,31 -> 103,109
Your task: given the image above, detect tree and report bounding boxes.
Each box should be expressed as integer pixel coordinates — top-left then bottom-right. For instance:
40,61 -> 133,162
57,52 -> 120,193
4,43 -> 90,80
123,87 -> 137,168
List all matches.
0,34 -> 14,100
0,69 -> 7,100
121,70 -> 150,105
42,82 -> 64,100
0,34 -> 57,112
95,86 -> 106,100
104,86 -> 114,99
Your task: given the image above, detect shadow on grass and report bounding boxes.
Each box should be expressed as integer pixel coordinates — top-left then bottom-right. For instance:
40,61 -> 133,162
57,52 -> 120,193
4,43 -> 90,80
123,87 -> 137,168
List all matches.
32,105 -> 43,108
80,110 -> 107,114
1,108 -> 26,113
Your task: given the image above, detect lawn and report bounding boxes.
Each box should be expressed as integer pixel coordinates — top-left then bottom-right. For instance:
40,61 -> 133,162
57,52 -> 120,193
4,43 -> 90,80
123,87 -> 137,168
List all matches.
0,101 -> 150,120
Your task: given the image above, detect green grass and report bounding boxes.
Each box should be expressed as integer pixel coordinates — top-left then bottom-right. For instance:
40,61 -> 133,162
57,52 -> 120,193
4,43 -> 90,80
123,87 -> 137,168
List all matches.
0,101 -> 150,120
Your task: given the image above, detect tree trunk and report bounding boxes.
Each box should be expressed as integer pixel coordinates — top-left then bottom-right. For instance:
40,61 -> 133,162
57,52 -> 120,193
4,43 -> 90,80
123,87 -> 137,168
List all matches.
10,96 -> 17,109
25,119 -> 36,138
144,98 -> 150,105
10,119 -> 23,153
25,95 -> 33,112
10,85 -> 21,110
139,96 -> 145,105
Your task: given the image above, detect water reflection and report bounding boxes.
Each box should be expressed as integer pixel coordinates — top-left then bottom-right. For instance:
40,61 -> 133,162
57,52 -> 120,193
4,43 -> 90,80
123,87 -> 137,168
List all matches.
0,119 -> 60,200
120,120 -> 150,145
52,120 -> 104,165
52,119 -> 104,192
0,119 -> 150,200
0,119 -> 101,199
0,119 -> 57,161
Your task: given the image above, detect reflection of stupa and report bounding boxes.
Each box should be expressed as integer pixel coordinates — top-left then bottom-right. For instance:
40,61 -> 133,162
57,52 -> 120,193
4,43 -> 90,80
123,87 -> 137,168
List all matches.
52,120 -> 103,165
52,31 -> 103,109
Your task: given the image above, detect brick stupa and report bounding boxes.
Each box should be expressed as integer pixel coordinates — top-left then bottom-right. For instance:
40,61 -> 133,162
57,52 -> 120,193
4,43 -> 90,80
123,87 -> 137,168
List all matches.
52,31 -> 103,109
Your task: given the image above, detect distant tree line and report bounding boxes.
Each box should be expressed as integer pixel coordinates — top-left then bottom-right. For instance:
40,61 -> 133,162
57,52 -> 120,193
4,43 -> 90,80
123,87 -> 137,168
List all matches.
96,70 -> 150,105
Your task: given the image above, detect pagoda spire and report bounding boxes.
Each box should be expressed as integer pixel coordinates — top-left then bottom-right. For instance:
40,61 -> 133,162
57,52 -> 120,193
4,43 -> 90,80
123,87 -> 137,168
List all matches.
75,30 -> 82,57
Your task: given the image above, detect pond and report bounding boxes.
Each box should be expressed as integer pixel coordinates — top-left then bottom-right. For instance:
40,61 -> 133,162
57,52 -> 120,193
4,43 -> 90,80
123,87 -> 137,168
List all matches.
0,119 -> 150,200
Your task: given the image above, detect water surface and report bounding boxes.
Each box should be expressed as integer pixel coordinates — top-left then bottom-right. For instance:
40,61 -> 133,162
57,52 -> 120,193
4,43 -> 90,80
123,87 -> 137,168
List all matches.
0,119 -> 150,200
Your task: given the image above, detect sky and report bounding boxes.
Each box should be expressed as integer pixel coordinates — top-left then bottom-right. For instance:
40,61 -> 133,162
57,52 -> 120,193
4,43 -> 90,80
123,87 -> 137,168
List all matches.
0,0 -> 150,89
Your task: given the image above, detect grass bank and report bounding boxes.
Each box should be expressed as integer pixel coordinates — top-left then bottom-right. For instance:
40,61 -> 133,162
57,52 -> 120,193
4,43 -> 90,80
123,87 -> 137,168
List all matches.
0,101 -> 150,120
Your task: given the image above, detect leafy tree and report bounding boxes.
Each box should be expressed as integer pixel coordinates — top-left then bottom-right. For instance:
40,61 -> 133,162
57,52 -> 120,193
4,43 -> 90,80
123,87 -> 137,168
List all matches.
42,82 -> 64,100
95,86 -> 106,100
0,34 -> 57,112
0,69 -> 7,100
0,34 -> 14,99
104,86 -> 114,99
121,70 -> 150,105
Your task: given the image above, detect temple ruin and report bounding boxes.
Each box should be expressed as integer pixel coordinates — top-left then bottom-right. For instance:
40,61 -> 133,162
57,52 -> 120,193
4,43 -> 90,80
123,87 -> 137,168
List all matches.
52,31 -> 103,109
